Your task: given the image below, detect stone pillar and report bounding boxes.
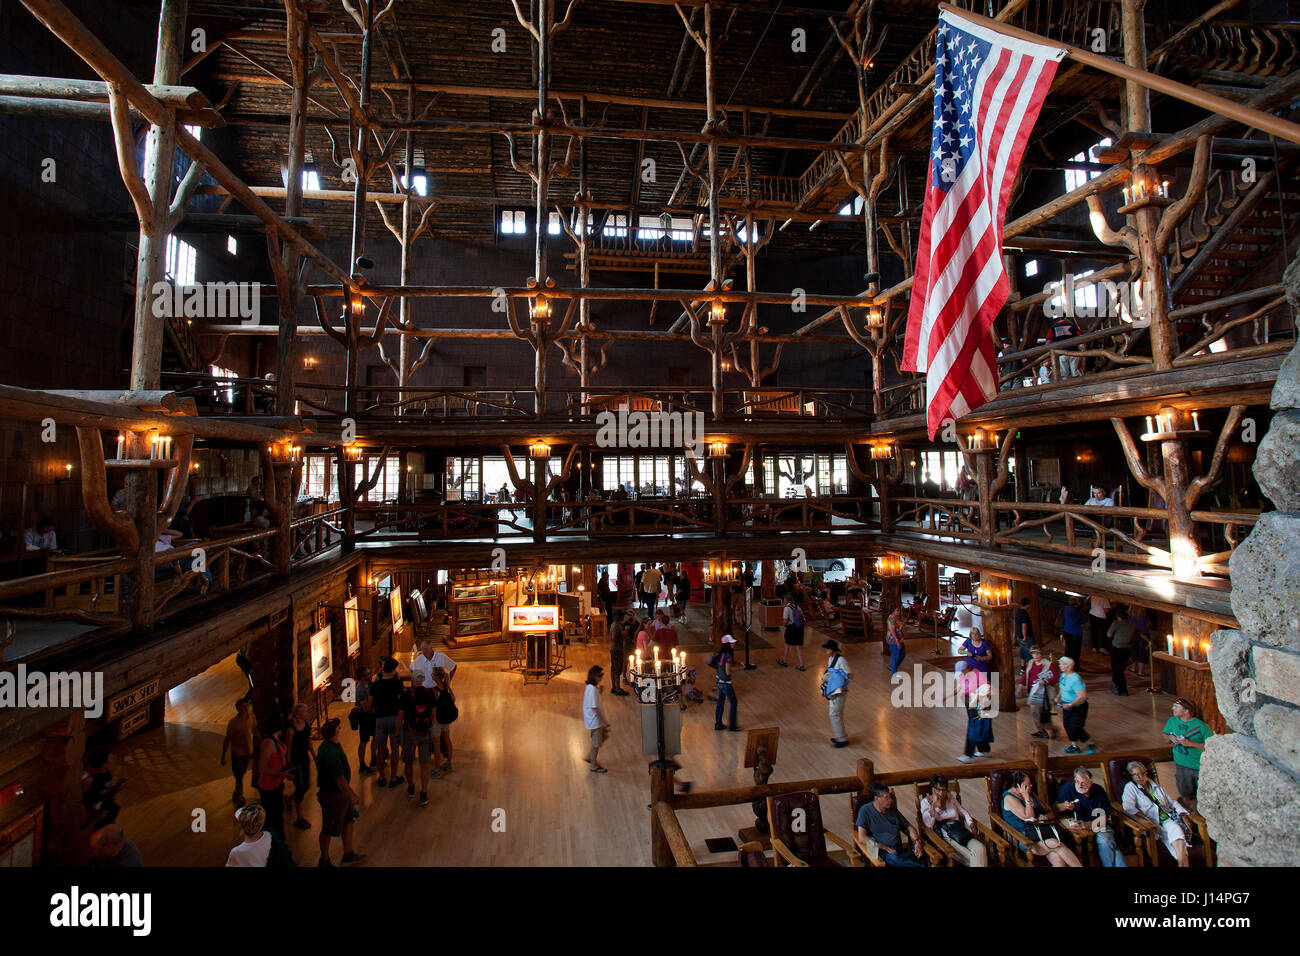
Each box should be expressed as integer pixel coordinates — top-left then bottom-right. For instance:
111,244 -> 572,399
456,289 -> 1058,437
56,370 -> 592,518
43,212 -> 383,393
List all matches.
1200,254 -> 1300,866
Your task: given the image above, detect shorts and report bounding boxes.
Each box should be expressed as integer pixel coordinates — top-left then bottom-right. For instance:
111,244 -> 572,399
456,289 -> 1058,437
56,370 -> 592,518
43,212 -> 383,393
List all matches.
435,722 -> 453,734
230,754 -> 251,779
291,759 -> 311,798
358,715 -> 376,744
1175,764 -> 1199,800
589,727 -> 608,748
401,729 -> 433,763
318,789 -> 349,838
374,715 -> 399,753
784,624 -> 805,647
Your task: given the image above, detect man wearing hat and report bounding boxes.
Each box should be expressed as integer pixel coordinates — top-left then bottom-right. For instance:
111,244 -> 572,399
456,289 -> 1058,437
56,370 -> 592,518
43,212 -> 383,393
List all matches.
821,639 -> 852,747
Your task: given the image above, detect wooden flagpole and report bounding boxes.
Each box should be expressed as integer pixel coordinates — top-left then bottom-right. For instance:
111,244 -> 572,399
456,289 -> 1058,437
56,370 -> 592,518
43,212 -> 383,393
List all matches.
936,3 -> 1300,147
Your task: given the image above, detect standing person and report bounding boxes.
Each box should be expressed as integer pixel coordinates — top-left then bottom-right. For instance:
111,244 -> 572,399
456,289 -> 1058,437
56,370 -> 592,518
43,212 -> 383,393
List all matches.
712,635 -> 740,732
81,749 -> 125,830
226,805 -> 275,867
607,610 -> 633,696
1106,607 -> 1137,695
597,570 -> 616,623
775,593 -> 806,670
956,663 -> 994,762
920,774 -> 987,867
1054,767 -> 1127,867
1128,605 -> 1152,680
654,612 -> 679,655
582,666 -> 611,772
1046,313 -> 1082,379
411,640 -> 437,689
220,697 -> 258,807
1014,597 -> 1035,674
1057,657 -> 1096,755
886,606 -> 906,675
1087,593 -> 1112,652
674,572 -> 690,623
1163,698 -> 1213,812
1021,646 -> 1058,739
284,703 -> 316,831
640,563 -> 662,616
315,718 -> 363,867
1061,596 -> 1087,662
396,677 -> 438,805
820,639 -> 851,748
369,657 -> 404,788
89,825 -> 142,868
254,714 -> 294,840
634,617 -> 655,656
431,667 -> 458,773
353,665 -> 377,774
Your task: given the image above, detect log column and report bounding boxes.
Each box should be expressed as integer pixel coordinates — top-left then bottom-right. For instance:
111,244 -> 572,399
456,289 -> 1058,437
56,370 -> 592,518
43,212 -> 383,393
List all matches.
39,712 -> 86,866
978,573 -> 1018,713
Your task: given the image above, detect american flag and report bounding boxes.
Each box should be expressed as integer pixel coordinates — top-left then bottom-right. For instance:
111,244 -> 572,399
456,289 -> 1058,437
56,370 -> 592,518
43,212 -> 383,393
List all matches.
902,11 -> 1066,438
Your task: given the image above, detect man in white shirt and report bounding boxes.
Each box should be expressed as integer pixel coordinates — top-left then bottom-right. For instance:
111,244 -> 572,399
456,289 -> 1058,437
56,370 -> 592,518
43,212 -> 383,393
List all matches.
1083,486 -> 1114,507
411,640 -> 437,689
1088,594 -> 1112,652
582,665 -> 610,773
822,639 -> 852,748
23,519 -> 58,553
640,564 -> 662,614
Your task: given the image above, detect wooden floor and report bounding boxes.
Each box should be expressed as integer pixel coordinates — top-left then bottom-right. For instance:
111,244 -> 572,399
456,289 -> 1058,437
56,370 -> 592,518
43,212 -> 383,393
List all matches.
117,604 -> 1176,866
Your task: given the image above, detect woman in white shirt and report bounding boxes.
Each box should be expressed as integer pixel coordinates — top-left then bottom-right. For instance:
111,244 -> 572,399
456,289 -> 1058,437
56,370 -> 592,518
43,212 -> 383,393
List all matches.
920,773 -> 987,866
1121,762 -> 1191,866
582,666 -> 610,773
226,804 -> 272,866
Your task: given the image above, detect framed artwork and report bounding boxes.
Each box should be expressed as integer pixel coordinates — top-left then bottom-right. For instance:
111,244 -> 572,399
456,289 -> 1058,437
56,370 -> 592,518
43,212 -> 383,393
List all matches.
344,597 -> 360,658
507,604 -> 560,632
310,624 -> 333,690
390,586 -> 405,630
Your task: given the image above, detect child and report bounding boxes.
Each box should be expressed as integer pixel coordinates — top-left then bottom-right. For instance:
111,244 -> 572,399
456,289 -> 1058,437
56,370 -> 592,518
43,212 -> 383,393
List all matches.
679,665 -> 704,709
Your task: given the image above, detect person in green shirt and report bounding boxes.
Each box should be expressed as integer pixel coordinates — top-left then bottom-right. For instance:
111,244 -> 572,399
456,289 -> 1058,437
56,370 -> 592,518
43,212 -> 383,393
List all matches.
1162,698 -> 1213,812
315,718 -> 364,867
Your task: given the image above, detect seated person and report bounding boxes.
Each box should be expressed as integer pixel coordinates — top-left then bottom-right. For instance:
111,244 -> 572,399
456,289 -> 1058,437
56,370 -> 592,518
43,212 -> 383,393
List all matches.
23,518 -> 60,553
962,627 -> 994,673
920,773 -> 987,867
855,783 -> 926,867
1121,761 -> 1192,867
1000,770 -> 1081,866
1054,766 -> 1127,867
155,528 -> 212,585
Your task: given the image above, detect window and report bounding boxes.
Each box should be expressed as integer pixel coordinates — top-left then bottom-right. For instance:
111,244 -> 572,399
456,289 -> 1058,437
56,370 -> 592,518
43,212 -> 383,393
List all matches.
919,450 -> 963,491
839,195 -> 864,216
399,172 -> 429,197
548,211 -> 563,235
445,457 -> 481,502
737,222 -> 763,244
226,235 -> 238,256
361,455 -> 401,502
1024,258 -> 1038,277
1064,137 -> 1111,192
601,455 -> 636,494
637,214 -> 665,240
209,364 -> 236,405
302,455 -> 339,501
500,209 -> 528,235
602,213 -> 629,238
668,216 -> 693,241
165,235 -> 197,286
184,124 -> 202,141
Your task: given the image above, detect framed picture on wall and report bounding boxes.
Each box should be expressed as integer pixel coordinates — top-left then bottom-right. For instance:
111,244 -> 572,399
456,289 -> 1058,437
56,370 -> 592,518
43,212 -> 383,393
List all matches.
507,604 -> 560,632
344,597 -> 360,658
310,624 -> 333,690
390,586 -> 405,630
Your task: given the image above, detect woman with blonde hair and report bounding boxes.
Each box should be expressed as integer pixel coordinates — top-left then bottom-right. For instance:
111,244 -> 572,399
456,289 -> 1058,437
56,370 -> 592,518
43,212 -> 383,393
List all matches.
226,804 -> 272,866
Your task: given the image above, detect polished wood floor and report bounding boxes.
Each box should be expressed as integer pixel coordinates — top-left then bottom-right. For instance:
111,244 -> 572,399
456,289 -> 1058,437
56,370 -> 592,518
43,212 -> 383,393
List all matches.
116,604 -> 1175,866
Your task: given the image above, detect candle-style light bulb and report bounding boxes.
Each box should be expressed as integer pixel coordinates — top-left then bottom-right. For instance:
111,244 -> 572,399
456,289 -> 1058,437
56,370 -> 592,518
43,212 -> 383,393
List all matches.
1167,634 -> 1174,656
1192,411 -> 1200,431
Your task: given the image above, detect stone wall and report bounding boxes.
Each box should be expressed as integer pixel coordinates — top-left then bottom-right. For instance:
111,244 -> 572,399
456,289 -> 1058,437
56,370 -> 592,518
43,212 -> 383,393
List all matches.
1200,251 -> 1300,866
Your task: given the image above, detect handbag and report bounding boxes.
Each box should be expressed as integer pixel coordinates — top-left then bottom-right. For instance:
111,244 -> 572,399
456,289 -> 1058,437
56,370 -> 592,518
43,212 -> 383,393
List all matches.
1024,822 -> 1060,843
937,818 -> 972,847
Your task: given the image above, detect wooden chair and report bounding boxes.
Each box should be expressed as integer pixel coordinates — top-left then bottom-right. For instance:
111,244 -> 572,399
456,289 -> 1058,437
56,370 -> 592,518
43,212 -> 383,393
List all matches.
983,770 -> 1054,867
918,604 -> 957,635
915,779 -> 1014,866
848,792 -> 943,867
1043,769 -> 1104,866
1101,756 -> 1215,867
839,605 -> 872,642
766,791 -> 860,867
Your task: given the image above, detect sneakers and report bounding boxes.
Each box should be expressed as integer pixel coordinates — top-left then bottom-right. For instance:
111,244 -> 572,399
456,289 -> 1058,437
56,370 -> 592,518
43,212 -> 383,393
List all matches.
318,857 -> 334,867
957,755 -> 972,763
407,783 -> 416,797
419,792 -> 429,807
1064,745 -> 1081,754
340,852 -> 365,866
377,777 -> 387,786
359,763 -> 376,776
430,768 -> 442,779
388,776 -> 405,788
831,739 -> 849,748
1031,731 -> 1049,739
775,660 -> 788,668
715,724 -> 725,731
442,761 -> 453,773
1085,744 -> 1098,754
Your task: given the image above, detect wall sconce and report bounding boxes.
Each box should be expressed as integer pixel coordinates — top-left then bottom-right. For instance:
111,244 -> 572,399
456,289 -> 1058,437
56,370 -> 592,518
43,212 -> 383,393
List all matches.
864,304 -> 884,332
149,434 -> 174,460
708,439 -> 728,459
869,443 -> 894,460
975,583 -> 1013,607
1119,164 -> 1170,211
342,443 -> 363,462
190,461 -> 200,473
710,300 -> 727,323
268,441 -> 301,464
350,295 -> 367,316
56,462 -> 74,483
965,428 -> 998,451
530,440 -> 552,459
1140,410 -> 1204,441
721,359 -> 732,372
875,555 -> 905,577
115,432 -> 127,460
530,296 -> 551,321
303,356 -> 317,370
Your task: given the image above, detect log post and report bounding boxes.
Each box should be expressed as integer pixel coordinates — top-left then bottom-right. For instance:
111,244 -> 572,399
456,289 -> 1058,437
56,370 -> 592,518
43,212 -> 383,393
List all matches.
980,573 -> 1018,713
40,712 -> 87,866
856,756 -> 875,794
532,451 -> 547,544
649,758 -> 677,867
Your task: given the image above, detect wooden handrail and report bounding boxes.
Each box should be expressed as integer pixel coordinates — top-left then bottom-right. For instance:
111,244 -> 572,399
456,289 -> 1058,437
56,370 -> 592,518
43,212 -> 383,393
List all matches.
653,802 -> 698,867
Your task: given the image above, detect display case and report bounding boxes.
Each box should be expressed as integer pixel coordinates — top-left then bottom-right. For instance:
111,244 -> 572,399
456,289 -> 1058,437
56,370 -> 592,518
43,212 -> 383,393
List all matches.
447,579 -> 504,646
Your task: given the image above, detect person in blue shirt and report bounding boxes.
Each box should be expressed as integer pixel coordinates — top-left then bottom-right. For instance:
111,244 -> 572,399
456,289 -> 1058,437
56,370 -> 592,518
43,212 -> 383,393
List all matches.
1060,596 -> 1087,662
1054,767 -> 1126,867
1000,770 -> 1081,866
856,783 -> 927,866
962,627 -> 993,673
1057,656 -> 1096,754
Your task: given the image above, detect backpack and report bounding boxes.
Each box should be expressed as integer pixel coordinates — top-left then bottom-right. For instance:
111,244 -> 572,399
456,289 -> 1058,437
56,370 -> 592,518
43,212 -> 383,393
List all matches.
435,689 -> 459,725
266,831 -> 296,868
404,689 -> 435,734
821,656 -> 850,698
788,603 -> 805,628
706,651 -> 721,669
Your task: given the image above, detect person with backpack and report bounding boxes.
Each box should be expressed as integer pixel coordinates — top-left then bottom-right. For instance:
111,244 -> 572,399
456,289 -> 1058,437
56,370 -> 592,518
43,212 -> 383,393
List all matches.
315,718 -> 364,867
821,639 -> 852,747
776,594 -> 806,670
370,658 -> 405,789
712,635 -> 740,732
431,666 -> 459,773
396,679 -> 439,806
254,713 -> 295,840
